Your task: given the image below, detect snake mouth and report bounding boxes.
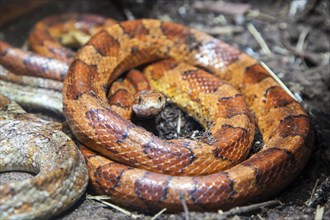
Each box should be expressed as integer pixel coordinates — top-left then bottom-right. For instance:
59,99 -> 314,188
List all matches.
132,102 -> 164,118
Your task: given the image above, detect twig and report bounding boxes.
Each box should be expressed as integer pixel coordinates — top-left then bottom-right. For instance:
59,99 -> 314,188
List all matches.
272,45 -> 290,56
289,0 -> 308,16
314,205 -> 324,220
260,62 -> 301,102
122,7 -> 135,20
191,24 -> 244,35
177,111 -> 182,135
86,195 -> 111,200
190,130 -> 199,140
306,178 -> 320,206
179,192 -> 190,220
247,9 -> 277,22
86,194 -> 140,219
151,208 -> 167,220
286,43 -> 320,65
247,23 -> 272,56
296,27 -> 311,52
257,213 -> 264,220
218,199 -> 281,217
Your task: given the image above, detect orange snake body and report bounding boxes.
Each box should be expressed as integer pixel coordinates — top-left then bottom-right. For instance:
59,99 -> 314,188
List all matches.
0,14 -> 313,213
62,19 -> 313,212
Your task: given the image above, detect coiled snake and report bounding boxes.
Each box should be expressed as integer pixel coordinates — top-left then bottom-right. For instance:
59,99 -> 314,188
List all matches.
1,13 -> 313,214
63,19 -> 313,212
0,95 -> 88,219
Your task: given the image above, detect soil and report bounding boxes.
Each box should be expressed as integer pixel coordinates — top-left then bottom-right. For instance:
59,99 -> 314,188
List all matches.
0,0 -> 329,219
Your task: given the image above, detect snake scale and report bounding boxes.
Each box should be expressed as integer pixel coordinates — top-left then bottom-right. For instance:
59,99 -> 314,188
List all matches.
0,95 -> 88,219
1,13 -> 313,214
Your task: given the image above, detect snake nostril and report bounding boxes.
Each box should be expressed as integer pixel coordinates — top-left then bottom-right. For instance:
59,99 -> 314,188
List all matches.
158,96 -> 162,102
138,96 -> 142,104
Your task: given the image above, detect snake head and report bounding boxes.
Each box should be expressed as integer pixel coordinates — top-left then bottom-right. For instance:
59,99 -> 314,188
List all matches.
132,89 -> 166,118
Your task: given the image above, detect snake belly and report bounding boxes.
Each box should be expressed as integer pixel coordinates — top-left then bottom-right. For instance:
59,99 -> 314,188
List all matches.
0,95 -> 88,219
63,19 -> 314,212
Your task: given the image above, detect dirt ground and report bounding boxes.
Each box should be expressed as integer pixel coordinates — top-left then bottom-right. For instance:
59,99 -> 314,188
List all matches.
1,0 -> 329,219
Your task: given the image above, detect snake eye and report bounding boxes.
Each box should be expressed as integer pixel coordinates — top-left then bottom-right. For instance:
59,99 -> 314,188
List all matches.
138,97 -> 142,104
158,96 -> 162,102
